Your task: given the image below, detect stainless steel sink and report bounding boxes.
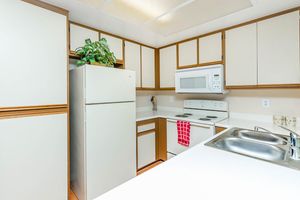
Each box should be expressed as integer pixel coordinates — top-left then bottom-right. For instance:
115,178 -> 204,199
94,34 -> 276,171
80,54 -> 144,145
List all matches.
233,129 -> 288,145
206,128 -> 300,171
214,137 -> 286,161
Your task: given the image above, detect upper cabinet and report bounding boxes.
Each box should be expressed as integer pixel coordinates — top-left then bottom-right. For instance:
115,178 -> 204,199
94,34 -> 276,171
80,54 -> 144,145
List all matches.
101,33 -> 123,61
70,24 -> 99,52
159,45 -> 177,88
141,46 -> 155,89
198,32 -> 223,64
178,39 -> 198,68
125,41 -> 141,88
225,23 -> 258,86
0,1 -> 68,108
257,11 -> 300,85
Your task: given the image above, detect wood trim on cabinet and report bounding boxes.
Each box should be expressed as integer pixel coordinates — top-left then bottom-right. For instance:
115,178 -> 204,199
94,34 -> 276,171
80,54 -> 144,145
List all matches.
0,104 -> 68,112
22,0 -> 69,16
157,118 -> 167,161
137,129 -> 156,137
137,160 -> 164,175
158,6 -> 300,50
225,84 -> 300,89
155,48 -> 160,90
70,21 -> 156,50
137,118 -> 156,126
215,126 -> 227,134
196,38 -> 200,65
0,107 -> 68,119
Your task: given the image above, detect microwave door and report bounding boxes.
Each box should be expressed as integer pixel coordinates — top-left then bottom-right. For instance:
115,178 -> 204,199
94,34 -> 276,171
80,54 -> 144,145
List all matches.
176,74 -> 210,93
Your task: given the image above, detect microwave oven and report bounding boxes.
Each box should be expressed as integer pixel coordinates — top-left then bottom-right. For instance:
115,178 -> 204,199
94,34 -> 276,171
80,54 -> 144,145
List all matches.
175,65 -> 225,94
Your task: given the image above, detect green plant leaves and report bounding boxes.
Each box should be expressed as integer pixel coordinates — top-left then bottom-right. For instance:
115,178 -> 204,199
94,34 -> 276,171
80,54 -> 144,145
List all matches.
75,38 -> 117,67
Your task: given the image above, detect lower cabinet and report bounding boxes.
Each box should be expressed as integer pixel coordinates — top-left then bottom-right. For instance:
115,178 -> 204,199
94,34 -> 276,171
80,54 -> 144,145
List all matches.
137,132 -> 156,169
136,118 -> 167,171
0,113 -> 68,200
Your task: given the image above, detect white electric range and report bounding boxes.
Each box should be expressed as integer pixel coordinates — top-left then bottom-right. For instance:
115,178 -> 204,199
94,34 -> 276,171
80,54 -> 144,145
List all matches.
167,100 -> 228,159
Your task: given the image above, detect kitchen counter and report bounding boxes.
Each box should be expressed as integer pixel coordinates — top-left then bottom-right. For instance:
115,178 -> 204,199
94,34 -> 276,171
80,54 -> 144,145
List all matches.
136,110 -> 299,135
96,132 -> 300,200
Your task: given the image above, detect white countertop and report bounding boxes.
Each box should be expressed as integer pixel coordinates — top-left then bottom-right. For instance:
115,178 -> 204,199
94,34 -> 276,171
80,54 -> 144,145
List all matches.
136,110 -> 298,135
96,133 -> 300,200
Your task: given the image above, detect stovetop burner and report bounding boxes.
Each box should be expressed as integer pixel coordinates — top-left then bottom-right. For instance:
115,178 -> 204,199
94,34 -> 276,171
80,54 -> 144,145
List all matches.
175,114 -> 189,118
199,118 -> 211,121
206,116 -> 217,119
183,113 -> 193,116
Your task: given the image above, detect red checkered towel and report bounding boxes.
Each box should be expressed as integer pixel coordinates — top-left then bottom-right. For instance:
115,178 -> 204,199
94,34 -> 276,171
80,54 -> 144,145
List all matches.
177,120 -> 191,147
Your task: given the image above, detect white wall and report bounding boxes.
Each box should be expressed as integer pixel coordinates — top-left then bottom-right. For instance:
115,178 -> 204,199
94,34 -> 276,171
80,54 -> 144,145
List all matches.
137,89 -> 300,117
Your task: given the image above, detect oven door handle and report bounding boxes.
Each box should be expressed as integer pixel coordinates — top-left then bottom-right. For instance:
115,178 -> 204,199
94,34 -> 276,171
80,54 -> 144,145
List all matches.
167,119 -> 212,129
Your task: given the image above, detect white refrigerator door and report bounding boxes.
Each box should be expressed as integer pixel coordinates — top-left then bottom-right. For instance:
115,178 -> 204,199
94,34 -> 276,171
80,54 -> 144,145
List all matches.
0,114 -> 68,200
85,65 -> 136,104
86,102 -> 136,200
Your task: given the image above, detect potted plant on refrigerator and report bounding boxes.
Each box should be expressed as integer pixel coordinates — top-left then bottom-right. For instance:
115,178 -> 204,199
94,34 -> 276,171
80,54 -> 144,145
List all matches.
75,38 -> 116,67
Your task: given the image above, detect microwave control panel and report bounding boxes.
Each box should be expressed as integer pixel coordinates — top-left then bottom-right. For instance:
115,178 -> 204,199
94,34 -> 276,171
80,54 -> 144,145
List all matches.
212,74 -> 222,91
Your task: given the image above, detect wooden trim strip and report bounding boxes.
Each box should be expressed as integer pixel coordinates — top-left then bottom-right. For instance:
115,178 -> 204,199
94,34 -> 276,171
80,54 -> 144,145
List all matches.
158,87 -> 175,90
70,21 -> 156,50
158,6 -> 300,49
137,118 -> 157,126
155,48 -> 160,90
137,160 -> 164,175
0,104 -> 68,112
137,129 -> 156,137
0,107 -> 68,119
22,0 -> 69,16
225,84 -> 300,89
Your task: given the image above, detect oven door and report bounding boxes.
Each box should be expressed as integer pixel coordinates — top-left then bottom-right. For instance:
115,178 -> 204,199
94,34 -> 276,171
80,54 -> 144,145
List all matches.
175,70 -> 211,93
166,119 -> 214,157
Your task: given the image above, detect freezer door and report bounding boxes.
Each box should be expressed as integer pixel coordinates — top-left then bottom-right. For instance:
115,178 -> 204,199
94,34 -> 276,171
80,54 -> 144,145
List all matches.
86,102 -> 136,199
85,66 -> 136,104
0,114 -> 68,200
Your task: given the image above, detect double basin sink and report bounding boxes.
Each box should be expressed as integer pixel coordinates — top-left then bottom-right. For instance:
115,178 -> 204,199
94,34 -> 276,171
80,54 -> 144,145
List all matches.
206,128 -> 300,170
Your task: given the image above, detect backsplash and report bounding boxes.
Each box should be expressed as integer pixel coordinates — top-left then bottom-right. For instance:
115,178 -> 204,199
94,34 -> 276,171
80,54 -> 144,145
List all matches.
137,89 -> 300,117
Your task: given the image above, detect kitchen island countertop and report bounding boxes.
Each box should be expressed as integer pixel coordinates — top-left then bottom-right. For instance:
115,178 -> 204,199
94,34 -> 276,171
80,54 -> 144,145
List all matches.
96,130 -> 300,200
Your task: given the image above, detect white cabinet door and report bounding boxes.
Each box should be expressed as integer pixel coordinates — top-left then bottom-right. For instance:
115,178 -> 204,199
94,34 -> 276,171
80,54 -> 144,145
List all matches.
138,132 -> 156,169
101,33 -> 123,60
225,23 -> 257,86
258,11 -> 300,85
86,102 -> 136,199
125,41 -> 141,87
178,39 -> 198,67
0,114 -> 68,200
199,32 -> 223,64
141,46 -> 155,88
159,45 -> 177,88
70,24 -> 99,51
0,1 -> 67,108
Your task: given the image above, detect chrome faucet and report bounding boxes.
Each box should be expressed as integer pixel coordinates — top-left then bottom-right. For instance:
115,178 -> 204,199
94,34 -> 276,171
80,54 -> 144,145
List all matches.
278,125 -> 300,160
254,126 -> 286,141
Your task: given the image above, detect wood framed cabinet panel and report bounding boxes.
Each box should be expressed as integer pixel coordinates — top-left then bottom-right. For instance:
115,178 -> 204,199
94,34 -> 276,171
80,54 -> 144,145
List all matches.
101,33 -> 123,61
141,46 -> 155,88
70,23 -> 99,52
159,45 -> 177,89
137,132 -> 156,169
178,39 -> 198,68
0,1 -> 68,109
124,41 -> 141,88
198,32 -> 223,65
257,11 -> 300,85
225,23 -> 258,87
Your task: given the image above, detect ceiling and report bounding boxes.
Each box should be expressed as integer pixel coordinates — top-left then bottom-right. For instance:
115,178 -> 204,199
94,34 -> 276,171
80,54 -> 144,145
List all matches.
43,0 -> 300,47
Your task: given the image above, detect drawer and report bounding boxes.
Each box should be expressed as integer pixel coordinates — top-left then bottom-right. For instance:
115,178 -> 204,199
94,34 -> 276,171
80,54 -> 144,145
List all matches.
137,122 -> 156,133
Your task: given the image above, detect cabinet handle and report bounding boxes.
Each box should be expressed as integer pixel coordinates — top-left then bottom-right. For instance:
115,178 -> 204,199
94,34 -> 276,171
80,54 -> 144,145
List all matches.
167,119 -> 211,129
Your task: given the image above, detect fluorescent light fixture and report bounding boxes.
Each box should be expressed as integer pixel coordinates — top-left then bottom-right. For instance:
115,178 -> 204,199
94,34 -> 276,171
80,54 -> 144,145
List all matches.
119,0 -> 165,18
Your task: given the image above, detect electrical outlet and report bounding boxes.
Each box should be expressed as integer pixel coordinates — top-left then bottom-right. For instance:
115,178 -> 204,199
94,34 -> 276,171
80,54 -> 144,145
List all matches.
286,116 -> 297,128
262,99 -> 271,108
273,115 -> 285,126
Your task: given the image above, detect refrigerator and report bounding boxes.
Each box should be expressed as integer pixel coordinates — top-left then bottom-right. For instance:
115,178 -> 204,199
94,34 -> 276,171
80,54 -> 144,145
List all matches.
0,1 -> 68,200
70,65 -> 136,200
